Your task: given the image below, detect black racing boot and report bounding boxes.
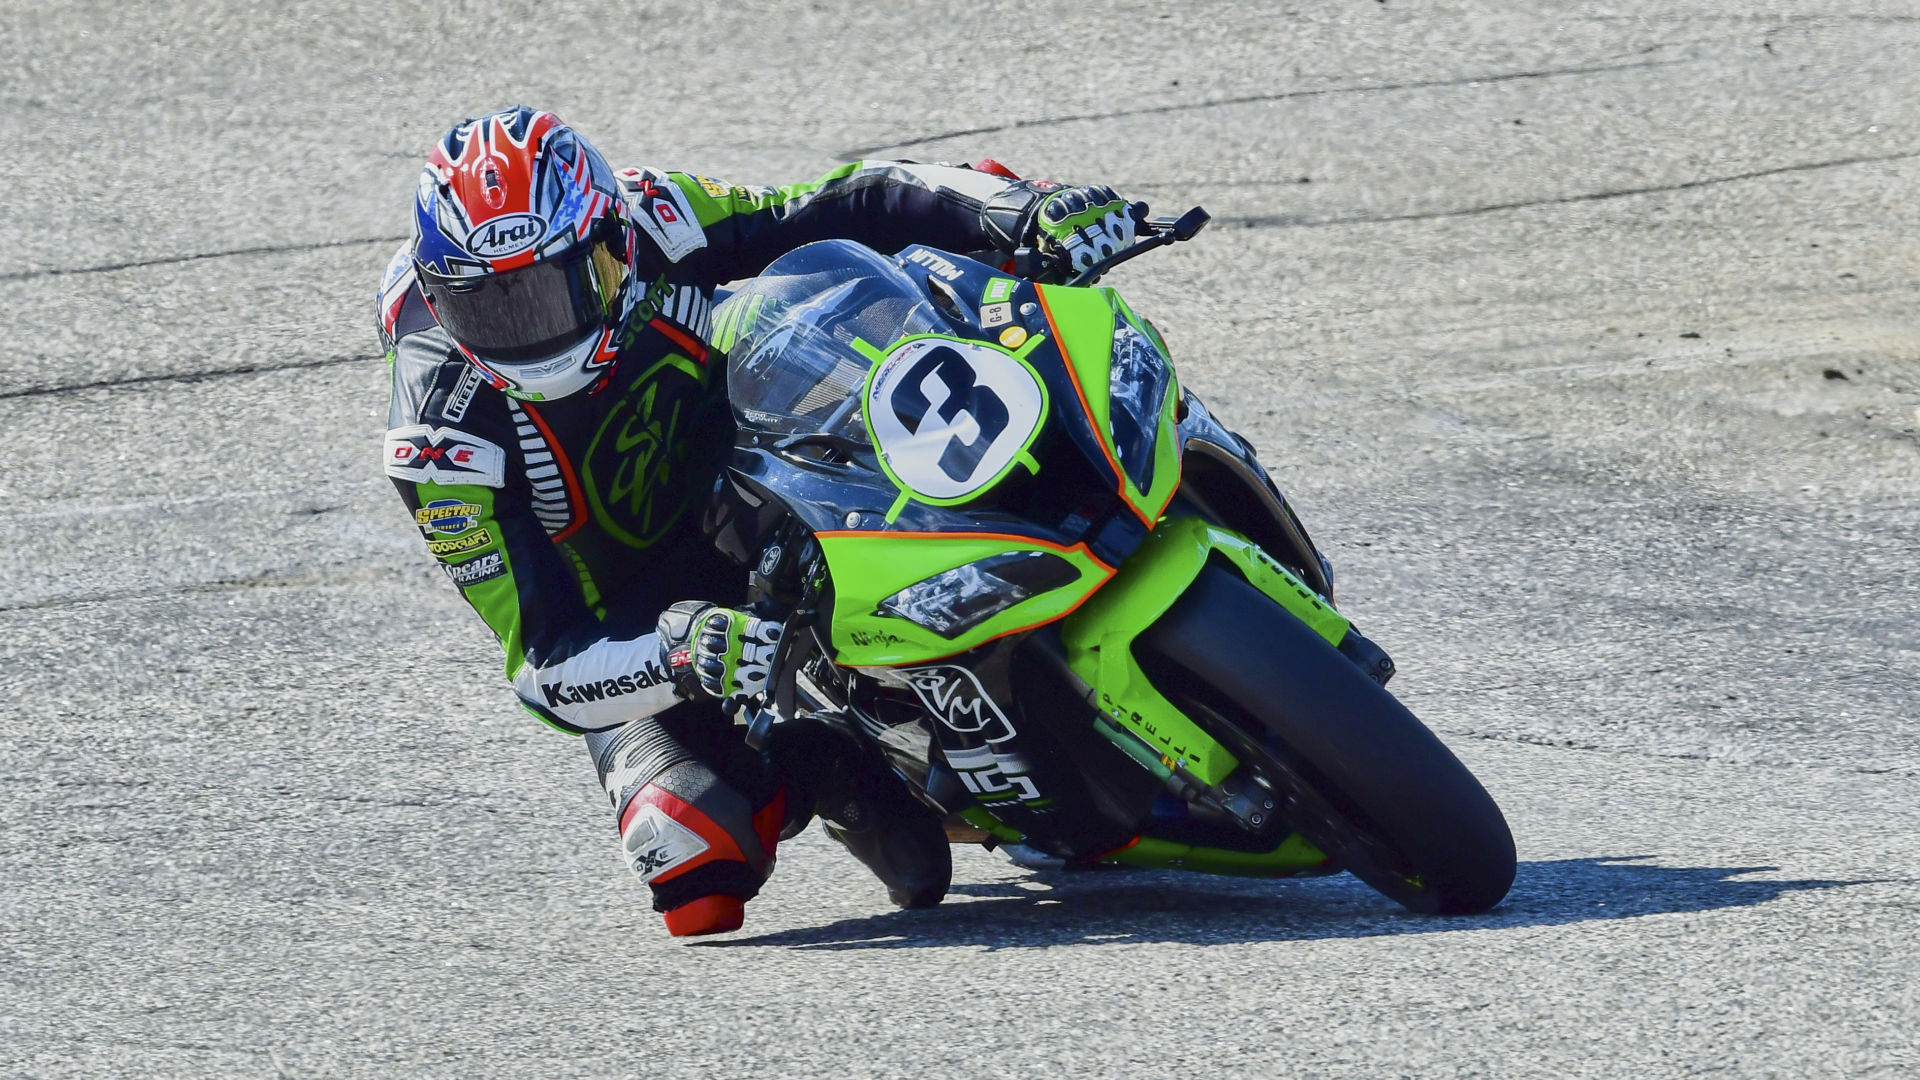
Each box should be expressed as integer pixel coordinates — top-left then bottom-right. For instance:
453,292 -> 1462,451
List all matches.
763,717 -> 952,909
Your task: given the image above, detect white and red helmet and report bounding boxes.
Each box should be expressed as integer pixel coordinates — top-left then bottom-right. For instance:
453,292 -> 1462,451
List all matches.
411,107 -> 634,400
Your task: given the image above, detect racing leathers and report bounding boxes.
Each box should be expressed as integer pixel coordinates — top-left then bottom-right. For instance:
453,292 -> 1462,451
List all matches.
380,159 -> 1084,931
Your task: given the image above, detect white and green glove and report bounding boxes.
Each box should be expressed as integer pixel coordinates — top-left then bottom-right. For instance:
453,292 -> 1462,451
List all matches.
657,601 -> 783,707
1032,184 -> 1138,275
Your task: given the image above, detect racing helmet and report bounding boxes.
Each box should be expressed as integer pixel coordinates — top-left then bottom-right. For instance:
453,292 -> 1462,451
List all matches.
411,107 -> 634,400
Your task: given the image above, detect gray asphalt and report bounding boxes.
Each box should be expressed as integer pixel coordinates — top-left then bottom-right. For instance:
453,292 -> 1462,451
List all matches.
3,2 -> 1917,1076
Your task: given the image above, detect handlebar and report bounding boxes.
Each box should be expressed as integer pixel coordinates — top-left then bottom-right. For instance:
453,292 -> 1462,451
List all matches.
1063,204 -> 1211,287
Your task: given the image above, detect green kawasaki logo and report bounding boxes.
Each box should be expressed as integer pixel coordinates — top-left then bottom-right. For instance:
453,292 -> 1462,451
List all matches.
582,354 -> 706,549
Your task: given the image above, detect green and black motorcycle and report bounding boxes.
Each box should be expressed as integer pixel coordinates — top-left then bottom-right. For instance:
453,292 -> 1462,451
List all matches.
701,209 -> 1514,915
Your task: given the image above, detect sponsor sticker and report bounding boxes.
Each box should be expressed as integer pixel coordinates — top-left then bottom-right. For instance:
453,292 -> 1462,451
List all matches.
441,364 -> 483,422
983,278 -> 1016,304
998,326 -> 1029,349
414,499 -> 483,536
905,247 -> 964,281
979,302 -> 1013,329
442,550 -> 505,587
865,336 -> 1047,503
384,425 -> 507,487
902,664 -> 1016,740
541,660 -> 675,708
621,802 -> 711,882
426,527 -> 493,558
694,175 -> 729,198
465,213 -> 548,259
901,664 -> 1042,802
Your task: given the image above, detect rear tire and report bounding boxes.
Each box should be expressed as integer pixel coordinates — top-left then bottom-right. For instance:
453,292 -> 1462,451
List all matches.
1137,565 -> 1515,914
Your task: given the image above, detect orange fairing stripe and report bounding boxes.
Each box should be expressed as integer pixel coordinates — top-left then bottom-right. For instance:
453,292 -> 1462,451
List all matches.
518,399 -> 589,542
649,316 -> 709,364
814,530 -> 1117,663
1034,287 -> 1153,528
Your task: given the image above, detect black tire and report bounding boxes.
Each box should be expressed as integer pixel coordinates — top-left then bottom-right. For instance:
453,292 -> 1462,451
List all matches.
1137,564 -> 1515,914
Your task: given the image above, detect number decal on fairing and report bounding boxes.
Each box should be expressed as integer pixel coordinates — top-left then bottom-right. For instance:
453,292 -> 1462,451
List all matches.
865,337 -> 1047,504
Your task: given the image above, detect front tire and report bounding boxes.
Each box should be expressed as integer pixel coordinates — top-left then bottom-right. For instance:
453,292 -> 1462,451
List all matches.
1137,565 -> 1515,914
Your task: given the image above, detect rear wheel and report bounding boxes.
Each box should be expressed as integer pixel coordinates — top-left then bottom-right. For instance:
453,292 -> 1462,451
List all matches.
1137,565 -> 1515,914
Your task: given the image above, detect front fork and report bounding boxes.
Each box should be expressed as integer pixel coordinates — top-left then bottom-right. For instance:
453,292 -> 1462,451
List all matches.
1049,515 -> 1392,875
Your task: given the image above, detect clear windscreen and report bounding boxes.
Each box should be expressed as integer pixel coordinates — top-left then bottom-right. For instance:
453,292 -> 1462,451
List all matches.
722,240 -> 946,440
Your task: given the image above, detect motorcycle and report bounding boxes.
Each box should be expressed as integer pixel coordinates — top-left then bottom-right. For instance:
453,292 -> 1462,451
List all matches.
699,206 -> 1515,915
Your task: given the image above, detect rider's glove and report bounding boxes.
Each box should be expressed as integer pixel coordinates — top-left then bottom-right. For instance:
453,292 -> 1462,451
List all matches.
657,601 -> 783,707
1030,185 -> 1138,276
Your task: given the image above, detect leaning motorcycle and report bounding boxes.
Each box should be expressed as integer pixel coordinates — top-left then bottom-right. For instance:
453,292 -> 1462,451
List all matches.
699,208 -> 1515,915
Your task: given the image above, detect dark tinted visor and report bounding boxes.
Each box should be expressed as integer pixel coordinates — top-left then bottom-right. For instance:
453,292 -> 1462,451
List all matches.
419,237 -> 628,365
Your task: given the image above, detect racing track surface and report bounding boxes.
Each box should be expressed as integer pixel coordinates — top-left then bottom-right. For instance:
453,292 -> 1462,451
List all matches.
3,3 -> 1917,1076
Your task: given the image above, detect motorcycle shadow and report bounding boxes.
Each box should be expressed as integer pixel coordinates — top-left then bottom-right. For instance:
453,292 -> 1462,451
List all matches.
698,856 -> 1875,950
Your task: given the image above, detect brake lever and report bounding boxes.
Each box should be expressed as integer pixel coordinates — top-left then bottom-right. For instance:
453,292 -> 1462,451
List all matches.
1064,205 -> 1211,287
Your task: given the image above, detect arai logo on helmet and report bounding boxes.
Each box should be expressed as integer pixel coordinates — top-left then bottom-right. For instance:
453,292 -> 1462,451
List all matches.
466,213 -> 548,258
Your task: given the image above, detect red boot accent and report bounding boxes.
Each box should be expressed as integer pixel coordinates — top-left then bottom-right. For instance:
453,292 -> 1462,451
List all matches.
620,785 -> 749,885
663,895 -> 745,937
751,788 -> 788,860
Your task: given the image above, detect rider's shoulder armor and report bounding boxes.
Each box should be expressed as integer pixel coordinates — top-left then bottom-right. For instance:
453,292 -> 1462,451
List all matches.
613,166 -> 710,267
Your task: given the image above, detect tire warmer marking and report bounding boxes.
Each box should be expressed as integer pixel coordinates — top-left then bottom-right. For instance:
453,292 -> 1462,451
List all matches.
509,399 -> 587,541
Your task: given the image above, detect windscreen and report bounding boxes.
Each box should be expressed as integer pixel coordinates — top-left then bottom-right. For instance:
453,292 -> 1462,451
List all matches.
723,240 -> 946,439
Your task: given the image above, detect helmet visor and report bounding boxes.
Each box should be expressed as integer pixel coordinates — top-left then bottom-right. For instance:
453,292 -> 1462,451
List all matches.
419,236 -> 628,366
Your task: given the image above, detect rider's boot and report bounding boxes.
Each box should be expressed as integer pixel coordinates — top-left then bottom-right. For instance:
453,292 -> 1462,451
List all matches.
586,709 -> 785,937
763,717 -> 952,909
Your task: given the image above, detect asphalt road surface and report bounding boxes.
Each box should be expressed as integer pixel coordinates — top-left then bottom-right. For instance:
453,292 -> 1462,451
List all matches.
4,3 -> 1917,1076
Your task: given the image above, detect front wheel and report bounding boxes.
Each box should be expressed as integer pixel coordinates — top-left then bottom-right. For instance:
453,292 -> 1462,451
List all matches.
1137,565 -> 1515,914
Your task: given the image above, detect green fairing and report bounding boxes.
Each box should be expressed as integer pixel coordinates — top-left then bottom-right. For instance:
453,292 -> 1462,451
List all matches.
1102,833 -> 1330,876
1061,515 -> 1352,788
819,532 -> 1112,666
957,806 -> 1022,843
962,805 -> 1326,875
1035,285 -> 1183,524
1108,291 -> 1185,518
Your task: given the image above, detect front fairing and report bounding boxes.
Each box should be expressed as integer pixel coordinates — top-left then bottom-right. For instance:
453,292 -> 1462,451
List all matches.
715,240 -> 1188,665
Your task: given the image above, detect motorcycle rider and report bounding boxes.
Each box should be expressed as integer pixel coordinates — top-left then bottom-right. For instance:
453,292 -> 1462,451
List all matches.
379,106 -> 1141,936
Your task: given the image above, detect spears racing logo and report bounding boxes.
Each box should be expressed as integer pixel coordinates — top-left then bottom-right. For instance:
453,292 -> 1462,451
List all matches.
541,659 -> 674,708
442,551 -> 505,587
384,426 -> 506,487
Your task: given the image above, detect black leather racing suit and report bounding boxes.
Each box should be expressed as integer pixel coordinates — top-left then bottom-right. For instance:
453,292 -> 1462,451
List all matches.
378,159 -> 1058,909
